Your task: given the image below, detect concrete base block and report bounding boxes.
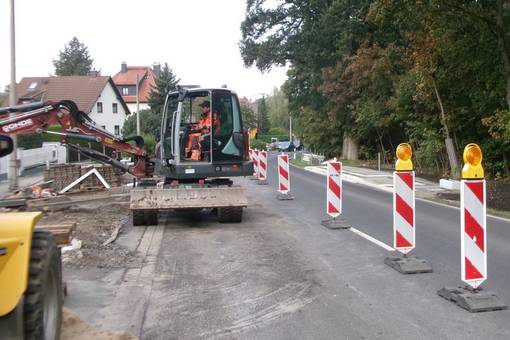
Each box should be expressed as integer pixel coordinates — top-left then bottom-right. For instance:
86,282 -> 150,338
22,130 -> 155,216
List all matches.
321,218 -> 350,230
250,175 -> 259,180
438,286 -> 507,313
384,255 -> 433,274
439,179 -> 460,190
277,193 -> 294,200
257,180 -> 268,185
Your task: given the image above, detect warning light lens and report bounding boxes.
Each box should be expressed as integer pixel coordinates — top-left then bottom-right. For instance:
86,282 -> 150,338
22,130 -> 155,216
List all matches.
463,143 -> 482,166
396,143 -> 412,161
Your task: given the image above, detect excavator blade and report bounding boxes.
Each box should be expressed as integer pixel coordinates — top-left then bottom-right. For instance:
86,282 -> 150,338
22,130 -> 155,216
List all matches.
130,186 -> 248,210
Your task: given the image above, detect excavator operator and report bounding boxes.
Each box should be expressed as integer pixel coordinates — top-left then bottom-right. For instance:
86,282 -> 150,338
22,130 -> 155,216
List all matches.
186,100 -> 220,161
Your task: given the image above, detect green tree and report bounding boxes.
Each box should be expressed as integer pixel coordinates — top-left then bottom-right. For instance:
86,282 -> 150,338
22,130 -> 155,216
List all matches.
266,87 -> 290,131
122,109 -> 161,141
53,37 -> 93,76
148,63 -> 179,114
241,0 -> 373,158
241,0 -> 510,176
257,96 -> 270,134
239,99 -> 257,128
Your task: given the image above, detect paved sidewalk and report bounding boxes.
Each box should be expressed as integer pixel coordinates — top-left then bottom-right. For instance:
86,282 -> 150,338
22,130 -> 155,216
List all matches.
302,164 -> 452,200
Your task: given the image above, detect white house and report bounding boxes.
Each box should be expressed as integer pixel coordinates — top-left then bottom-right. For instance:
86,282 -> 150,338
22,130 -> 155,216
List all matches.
16,75 -> 130,136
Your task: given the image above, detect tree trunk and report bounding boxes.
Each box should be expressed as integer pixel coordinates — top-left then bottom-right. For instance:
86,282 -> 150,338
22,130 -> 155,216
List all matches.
342,133 -> 359,160
431,76 -> 459,173
377,131 -> 386,164
432,76 -> 450,139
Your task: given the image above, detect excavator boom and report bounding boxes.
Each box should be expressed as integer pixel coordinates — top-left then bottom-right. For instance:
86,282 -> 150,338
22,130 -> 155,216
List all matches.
0,100 -> 152,178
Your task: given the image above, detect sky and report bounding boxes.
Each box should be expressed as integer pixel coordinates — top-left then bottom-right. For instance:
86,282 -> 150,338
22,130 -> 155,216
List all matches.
0,0 -> 287,100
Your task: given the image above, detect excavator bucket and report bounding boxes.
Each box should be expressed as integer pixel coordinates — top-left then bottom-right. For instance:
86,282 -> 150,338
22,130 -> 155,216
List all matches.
130,186 -> 248,210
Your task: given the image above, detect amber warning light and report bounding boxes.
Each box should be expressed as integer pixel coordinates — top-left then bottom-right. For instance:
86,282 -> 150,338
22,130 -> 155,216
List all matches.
462,143 -> 484,179
395,143 -> 413,171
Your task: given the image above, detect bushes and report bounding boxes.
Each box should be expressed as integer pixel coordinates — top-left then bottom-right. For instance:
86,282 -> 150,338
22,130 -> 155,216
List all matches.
249,138 -> 266,150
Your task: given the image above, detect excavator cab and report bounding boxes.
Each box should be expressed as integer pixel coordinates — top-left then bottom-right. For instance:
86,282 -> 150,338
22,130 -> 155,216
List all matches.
158,87 -> 252,180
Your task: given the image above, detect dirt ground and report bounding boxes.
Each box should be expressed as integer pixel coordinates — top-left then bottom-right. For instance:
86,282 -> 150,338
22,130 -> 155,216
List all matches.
62,307 -> 137,340
38,196 -> 141,338
40,199 -> 141,269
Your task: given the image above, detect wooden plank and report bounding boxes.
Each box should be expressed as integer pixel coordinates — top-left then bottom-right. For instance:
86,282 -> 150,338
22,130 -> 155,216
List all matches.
36,223 -> 76,246
0,198 -> 27,208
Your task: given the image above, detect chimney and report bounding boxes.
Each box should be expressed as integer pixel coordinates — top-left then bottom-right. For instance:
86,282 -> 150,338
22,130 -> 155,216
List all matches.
88,69 -> 100,77
153,62 -> 161,78
121,62 -> 128,73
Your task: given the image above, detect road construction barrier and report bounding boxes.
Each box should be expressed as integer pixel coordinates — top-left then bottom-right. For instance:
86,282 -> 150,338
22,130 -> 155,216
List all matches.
249,149 -> 257,177
460,143 -> 486,289
461,179 -> 486,288
384,143 -> 431,274
393,171 -> 415,253
258,151 -> 268,181
326,162 -> 342,217
252,149 -> 260,178
437,144 -> 506,313
278,154 -> 290,194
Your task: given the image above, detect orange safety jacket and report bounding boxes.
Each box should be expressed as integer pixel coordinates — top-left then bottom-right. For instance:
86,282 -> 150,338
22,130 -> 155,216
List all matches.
186,111 -> 220,158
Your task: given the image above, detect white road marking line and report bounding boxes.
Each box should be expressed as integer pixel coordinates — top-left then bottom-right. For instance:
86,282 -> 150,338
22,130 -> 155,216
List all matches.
296,164 -> 510,224
348,227 -> 394,252
416,197 -> 510,223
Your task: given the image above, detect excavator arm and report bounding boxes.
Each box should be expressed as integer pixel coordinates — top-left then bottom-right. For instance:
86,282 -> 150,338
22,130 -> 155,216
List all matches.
0,100 -> 153,178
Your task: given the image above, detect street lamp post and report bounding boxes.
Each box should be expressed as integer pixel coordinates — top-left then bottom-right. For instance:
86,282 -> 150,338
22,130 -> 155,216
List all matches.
136,74 -> 140,135
289,113 -> 292,142
9,0 -> 18,191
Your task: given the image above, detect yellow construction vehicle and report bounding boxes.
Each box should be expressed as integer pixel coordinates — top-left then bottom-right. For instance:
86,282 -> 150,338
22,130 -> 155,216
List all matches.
0,135 -> 62,340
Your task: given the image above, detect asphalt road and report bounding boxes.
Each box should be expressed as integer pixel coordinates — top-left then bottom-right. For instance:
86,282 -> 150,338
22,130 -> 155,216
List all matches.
264,152 -> 510,301
66,153 -> 510,339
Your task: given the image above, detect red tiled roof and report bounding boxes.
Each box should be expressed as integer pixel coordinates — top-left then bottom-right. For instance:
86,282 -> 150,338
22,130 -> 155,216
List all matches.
112,67 -> 147,85
112,66 -> 157,103
16,76 -> 130,114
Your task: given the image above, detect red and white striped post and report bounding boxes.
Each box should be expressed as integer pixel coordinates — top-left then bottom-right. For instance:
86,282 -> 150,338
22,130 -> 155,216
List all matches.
258,150 -> 268,184
393,171 -> 415,254
385,143 -> 432,274
251,149 -> 259,180
461,179 -> 486,288
321,161 -> 348,229
438,144 -> 506,312
459,143 -> 487,289
277,153 -> 293,200
326,162 -> 342,217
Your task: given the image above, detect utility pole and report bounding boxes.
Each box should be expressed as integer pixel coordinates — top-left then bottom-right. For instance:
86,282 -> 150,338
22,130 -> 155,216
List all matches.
9,0 -> 18,191
136,74 -> 140,135
289,113 -> 292,142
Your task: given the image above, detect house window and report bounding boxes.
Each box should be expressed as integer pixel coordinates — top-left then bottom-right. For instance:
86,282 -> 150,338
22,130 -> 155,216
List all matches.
122,87 -> 129,95
114,125 -> 120,135
112,103 -> 118,113
97,102 -> 103,113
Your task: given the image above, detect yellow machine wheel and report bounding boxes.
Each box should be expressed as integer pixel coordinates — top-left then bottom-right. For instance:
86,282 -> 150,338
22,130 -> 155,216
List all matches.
23,231 -> 62,340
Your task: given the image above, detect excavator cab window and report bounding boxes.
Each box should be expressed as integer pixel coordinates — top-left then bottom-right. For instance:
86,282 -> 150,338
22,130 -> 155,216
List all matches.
180,92 -> 211,162
161,91 -> 213,163
211,90 -> 243,161
161,88 -> 244,165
